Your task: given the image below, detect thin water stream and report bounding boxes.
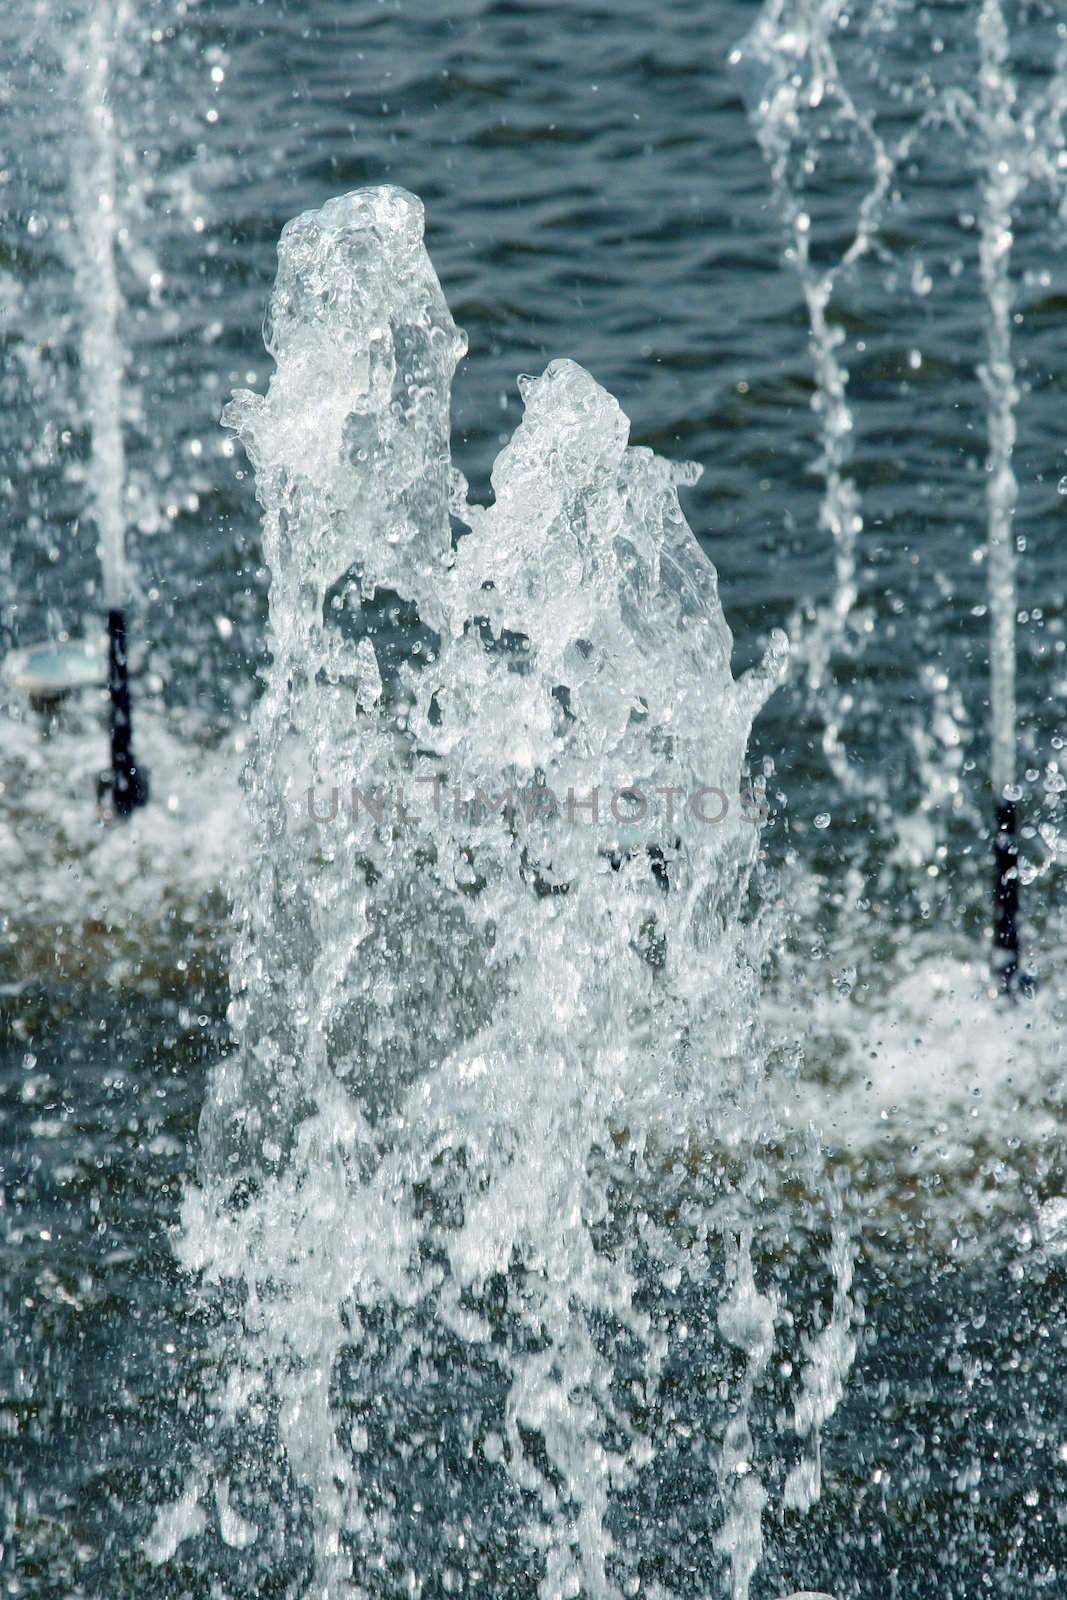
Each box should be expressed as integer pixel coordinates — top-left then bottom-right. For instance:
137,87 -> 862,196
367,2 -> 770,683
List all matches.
77,0 -> 130,612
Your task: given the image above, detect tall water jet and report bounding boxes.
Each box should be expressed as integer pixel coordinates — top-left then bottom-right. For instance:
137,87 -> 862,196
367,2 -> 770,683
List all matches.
977,0 -> 1023,992
738,1 -> 1067,988
78,1 -> 127,615
76,0 -> 147,816
161,185 -> 859,1600
950,1 -> 1067,990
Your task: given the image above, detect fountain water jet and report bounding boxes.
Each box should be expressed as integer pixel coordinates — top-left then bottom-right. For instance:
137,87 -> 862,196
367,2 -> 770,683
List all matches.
163,185 -> 858,1600
78,1 -> 129,615
78,1 -> 149,816
740,0 -> 1067,993
936,2 -> 1067,991
976,0 -> 1025,994
5,1 -> 156,813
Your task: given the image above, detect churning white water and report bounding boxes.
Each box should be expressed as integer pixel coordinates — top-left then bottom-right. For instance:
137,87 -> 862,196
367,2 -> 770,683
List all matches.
155,186 -> 855,1600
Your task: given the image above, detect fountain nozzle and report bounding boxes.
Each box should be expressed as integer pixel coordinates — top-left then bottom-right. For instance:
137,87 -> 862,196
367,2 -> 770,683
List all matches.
98,608 -> 149,819
993,798 -> 1031,998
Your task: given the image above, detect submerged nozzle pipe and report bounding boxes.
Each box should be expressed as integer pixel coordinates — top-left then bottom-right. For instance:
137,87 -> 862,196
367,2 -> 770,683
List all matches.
104,607 -> 148,818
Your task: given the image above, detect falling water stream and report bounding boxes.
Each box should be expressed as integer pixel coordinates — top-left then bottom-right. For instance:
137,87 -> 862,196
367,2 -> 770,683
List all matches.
730,0 -> 915,796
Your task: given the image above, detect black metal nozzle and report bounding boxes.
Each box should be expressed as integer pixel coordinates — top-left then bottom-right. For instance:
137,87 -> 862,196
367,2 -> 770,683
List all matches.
993,797 -> 1029,997
101,607 -> 148,818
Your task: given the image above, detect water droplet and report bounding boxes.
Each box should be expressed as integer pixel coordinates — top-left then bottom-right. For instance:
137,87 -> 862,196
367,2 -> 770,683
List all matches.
1057,475 -> 1067,496
814,812 -> 831,830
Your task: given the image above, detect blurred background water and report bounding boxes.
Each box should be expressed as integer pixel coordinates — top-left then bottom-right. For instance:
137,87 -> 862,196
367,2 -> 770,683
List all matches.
2,1 -> 1067,1596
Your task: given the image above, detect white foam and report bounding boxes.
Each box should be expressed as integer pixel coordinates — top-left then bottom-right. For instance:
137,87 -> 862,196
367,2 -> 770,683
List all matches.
766,932 -> 1067,1223
0,694 -> 246,972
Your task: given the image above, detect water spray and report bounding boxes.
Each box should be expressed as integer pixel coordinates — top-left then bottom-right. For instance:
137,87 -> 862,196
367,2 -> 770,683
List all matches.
731,2 -> 919,803
740,0 -> 1064,997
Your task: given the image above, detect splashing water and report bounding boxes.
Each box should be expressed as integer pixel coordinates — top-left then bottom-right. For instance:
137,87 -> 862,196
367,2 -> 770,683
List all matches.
737,0 -> 1067,973
157,186 -> 860,1600
730,0 -> 917,794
